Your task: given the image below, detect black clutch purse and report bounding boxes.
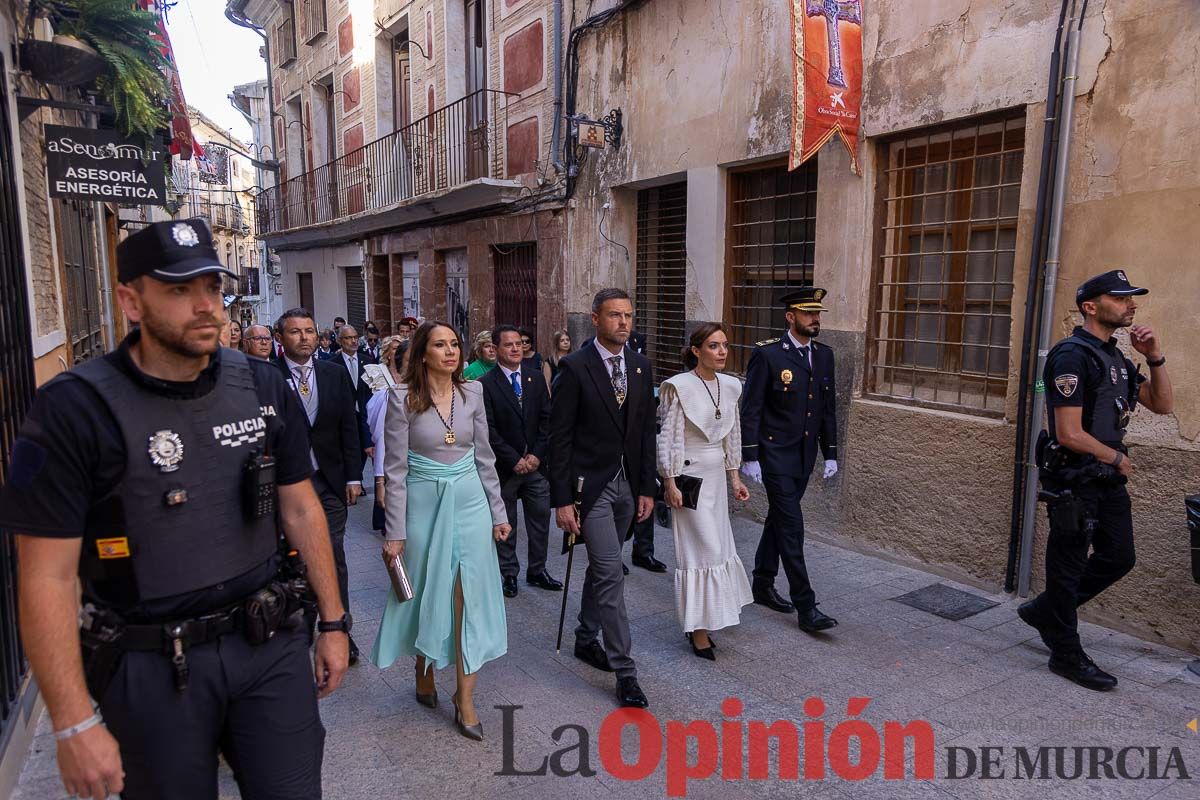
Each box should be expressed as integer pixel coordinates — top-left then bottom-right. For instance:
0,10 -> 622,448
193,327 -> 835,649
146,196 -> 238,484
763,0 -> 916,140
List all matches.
674,474 -> 703,510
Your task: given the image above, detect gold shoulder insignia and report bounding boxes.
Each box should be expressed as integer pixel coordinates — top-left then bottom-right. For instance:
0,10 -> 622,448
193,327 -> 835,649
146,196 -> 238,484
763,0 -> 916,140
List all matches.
756,337 -> 781,347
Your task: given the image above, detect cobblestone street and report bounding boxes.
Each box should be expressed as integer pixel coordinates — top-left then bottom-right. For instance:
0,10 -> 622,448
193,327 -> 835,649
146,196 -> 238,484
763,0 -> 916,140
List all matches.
13,496 -> 1200,799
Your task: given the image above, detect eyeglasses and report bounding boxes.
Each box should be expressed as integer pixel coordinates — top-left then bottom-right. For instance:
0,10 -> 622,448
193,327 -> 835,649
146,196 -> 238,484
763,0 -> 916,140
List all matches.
520,338 -> 532,345
246,335 -> 272,342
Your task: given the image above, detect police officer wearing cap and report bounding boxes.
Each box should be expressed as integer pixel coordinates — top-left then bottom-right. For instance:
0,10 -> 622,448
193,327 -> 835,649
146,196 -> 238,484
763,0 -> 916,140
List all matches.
0,219 -> 350,799
1018,269 -> 1173,691
739,287 -> 840,633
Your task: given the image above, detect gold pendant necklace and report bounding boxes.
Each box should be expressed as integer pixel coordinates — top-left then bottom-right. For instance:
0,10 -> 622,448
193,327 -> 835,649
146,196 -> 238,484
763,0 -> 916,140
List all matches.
433,388 -> 456,444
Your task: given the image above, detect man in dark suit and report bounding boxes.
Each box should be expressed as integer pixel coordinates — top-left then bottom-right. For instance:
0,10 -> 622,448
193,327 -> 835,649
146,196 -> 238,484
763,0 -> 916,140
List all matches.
330,325 -> 374,465
549,288 -> 655,709
740,288 -> 839,634
276,308 -> 365,662
481,324 -> 563,599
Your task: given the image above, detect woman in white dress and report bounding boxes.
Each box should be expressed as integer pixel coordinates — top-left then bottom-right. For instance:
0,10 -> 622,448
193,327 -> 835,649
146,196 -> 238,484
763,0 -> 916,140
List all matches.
658,323 -> 754,660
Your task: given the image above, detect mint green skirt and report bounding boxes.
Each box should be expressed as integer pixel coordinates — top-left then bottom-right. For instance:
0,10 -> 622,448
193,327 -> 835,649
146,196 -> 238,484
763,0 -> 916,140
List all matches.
371,449 -> 508,674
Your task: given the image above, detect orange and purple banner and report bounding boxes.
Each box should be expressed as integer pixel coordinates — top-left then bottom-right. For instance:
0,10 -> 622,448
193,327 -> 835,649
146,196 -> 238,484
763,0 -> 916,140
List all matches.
789,0 -> 864,174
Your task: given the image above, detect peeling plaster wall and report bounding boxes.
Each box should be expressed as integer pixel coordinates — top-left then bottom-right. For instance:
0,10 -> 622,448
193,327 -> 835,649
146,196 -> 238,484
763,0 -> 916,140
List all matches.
565,0 -> 794,319
563,0 -> 1200,650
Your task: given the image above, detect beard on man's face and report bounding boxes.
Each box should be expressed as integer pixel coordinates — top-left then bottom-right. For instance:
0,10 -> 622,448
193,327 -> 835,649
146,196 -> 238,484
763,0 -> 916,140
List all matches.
140,307 -> 222,358
794,320 -> 821,338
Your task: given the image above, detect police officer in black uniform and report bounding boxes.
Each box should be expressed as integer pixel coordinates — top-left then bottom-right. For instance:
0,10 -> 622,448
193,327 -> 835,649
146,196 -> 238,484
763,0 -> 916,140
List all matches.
739,288 -> 840,633
1018,270 -> 1173,691
0,220 -> 350,799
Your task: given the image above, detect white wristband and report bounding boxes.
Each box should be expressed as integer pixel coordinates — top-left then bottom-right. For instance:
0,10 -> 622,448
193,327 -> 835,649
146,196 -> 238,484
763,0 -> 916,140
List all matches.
54,712 -> 103,741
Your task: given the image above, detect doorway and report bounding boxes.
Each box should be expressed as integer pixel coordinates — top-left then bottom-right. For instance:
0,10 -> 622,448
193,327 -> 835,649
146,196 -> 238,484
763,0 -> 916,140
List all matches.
493,242 -> 537,341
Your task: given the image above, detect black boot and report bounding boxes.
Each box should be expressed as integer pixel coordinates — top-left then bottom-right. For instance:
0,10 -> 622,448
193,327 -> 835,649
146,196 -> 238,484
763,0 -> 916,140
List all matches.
797,605 -> 838,633
1048,650 -> 1118,692
752,583 -> 794,613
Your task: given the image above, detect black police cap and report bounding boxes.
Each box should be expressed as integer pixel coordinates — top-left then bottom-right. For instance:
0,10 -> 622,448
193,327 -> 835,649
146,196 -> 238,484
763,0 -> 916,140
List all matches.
1075,269 -> 1148,305
779,287 -> 829,312
117,219 -> 234,284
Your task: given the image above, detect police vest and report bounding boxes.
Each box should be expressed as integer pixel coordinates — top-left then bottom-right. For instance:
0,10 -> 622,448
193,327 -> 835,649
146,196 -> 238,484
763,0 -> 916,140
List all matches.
1050,333 -> 1136,447
72,349 -> 278,601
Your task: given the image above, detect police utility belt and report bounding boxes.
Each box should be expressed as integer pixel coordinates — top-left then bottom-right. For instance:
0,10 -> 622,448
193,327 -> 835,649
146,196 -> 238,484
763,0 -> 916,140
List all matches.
1035,433 -> 1126,541
80,568 -> 313,693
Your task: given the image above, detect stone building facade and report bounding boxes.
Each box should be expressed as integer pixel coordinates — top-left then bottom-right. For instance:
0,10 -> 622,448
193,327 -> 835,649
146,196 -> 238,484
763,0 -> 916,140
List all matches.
236,0 -> 1199,651
235,0 -> 564,340
567,0 -> 1200,652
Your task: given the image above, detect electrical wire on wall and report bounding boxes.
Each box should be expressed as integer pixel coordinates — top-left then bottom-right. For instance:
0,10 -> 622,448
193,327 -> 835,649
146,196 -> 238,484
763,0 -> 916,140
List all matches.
598,202 -> 629,266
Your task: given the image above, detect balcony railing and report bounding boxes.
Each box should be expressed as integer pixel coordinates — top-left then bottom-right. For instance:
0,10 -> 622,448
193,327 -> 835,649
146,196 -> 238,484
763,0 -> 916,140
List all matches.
237,269 -> 261,297
199,202 -> 247,233
256,89 -> 514,236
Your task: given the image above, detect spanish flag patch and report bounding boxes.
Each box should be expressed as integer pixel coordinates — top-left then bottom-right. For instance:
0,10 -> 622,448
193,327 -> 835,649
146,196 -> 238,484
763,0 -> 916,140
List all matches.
96,537 -> 130,559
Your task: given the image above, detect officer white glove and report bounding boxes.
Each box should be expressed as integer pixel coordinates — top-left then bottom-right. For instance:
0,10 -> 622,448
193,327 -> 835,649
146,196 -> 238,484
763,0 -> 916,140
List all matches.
823,459 -> 839,480
740,461 -> 763,484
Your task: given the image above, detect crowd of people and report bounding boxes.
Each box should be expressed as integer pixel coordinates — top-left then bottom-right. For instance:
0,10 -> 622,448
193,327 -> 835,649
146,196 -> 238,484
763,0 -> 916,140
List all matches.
210,283 -> 842,735
1,218 -> 1172,798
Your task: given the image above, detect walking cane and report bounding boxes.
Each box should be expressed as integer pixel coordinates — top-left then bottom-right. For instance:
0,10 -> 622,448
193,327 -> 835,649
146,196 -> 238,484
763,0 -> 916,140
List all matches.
555,476 -> 584,653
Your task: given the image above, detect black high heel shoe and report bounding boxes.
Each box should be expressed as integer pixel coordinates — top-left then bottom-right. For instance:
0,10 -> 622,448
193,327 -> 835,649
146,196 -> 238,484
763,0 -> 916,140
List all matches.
415,665 -> 437,708
685,632 -> 716,661
452,694 -> 484,741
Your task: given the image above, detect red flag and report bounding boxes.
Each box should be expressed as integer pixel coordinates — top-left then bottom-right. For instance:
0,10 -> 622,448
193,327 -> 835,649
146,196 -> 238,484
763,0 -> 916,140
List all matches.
141,0 -> 197,160
789,0 -> 863,174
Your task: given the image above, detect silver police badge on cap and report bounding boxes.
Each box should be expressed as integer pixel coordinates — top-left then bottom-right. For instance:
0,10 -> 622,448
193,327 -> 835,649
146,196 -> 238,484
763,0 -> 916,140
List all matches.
171,222 -> 200,247
148,430 -> 184,472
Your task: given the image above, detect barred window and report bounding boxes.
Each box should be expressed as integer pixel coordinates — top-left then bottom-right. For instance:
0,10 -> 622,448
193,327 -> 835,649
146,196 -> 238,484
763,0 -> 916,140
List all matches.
636,182 -> 687,380
725,160 -> 817,375
869,114 -> 1024,414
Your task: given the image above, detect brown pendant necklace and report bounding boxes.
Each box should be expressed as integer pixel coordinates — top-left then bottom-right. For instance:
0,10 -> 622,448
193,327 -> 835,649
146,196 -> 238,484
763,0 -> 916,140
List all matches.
695,370 -> 721,419
433,389 -> 456,444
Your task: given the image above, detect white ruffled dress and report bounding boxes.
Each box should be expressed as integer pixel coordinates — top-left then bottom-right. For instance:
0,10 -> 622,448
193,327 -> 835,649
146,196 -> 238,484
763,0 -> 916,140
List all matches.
657,372 -> 754,633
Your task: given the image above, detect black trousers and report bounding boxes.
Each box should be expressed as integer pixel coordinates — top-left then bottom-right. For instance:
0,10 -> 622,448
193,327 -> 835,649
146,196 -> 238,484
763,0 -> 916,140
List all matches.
99,622 -> 324,799
625,514 -> 656,560
313,473 -> 350,613
753,471 -> 817,611
497,470 -> 551,578
1027,483 -> 1136,656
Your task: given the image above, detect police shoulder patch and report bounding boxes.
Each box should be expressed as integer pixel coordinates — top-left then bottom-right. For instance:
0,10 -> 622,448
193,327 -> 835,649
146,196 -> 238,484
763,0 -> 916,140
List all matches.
1054,374 -> 1079,397
756,337 -> 781,347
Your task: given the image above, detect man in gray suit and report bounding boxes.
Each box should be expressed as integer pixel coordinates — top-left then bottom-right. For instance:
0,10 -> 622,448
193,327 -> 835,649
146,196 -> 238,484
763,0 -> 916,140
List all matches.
549,288 -> 655,708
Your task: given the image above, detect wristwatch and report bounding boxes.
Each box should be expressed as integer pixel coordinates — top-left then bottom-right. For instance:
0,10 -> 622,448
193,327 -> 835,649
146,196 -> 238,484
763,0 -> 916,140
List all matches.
317,612 -> 353,634
1146,354 -> 1166,368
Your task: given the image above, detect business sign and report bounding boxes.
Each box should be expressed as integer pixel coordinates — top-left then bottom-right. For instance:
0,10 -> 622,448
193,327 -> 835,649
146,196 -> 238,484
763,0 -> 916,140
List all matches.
44,125 -> 168,205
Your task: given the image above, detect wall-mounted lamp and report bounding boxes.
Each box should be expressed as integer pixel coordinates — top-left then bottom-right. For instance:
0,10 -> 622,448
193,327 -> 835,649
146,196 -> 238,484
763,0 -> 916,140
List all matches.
374,20 -> 432,60
569,109 -> 623,150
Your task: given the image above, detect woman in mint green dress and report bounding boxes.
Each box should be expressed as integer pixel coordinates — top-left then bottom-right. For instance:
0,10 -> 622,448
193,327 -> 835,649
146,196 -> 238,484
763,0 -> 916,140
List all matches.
373,322 -> 511,740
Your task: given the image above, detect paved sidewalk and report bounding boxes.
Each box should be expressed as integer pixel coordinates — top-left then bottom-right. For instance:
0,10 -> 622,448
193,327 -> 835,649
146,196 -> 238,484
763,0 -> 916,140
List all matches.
14,496 -> 1200,799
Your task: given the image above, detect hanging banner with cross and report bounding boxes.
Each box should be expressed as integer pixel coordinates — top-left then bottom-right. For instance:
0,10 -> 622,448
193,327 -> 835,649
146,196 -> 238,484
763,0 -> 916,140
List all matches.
788,0 -> 864,175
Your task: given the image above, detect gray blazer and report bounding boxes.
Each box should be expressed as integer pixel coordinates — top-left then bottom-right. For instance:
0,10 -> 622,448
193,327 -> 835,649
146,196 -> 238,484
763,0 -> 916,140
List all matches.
382,380 -> 507,541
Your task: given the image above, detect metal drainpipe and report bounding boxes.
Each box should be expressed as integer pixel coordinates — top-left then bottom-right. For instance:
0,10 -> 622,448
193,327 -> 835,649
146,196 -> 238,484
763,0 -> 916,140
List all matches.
1017,11 -> 1085,596
94,202 -> 116,350
551,0 -> 565,172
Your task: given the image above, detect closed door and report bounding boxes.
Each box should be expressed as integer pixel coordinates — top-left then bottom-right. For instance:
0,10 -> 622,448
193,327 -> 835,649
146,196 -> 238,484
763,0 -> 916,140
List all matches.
493,243 -> 537,342
344,266 -> 367,327
464,0 -> 488,180
393,42 -> 412,131
298,272 -> 315,313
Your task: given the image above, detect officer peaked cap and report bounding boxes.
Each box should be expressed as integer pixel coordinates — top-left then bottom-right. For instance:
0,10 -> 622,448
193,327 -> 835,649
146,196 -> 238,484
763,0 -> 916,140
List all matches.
779,287 -> 829,312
